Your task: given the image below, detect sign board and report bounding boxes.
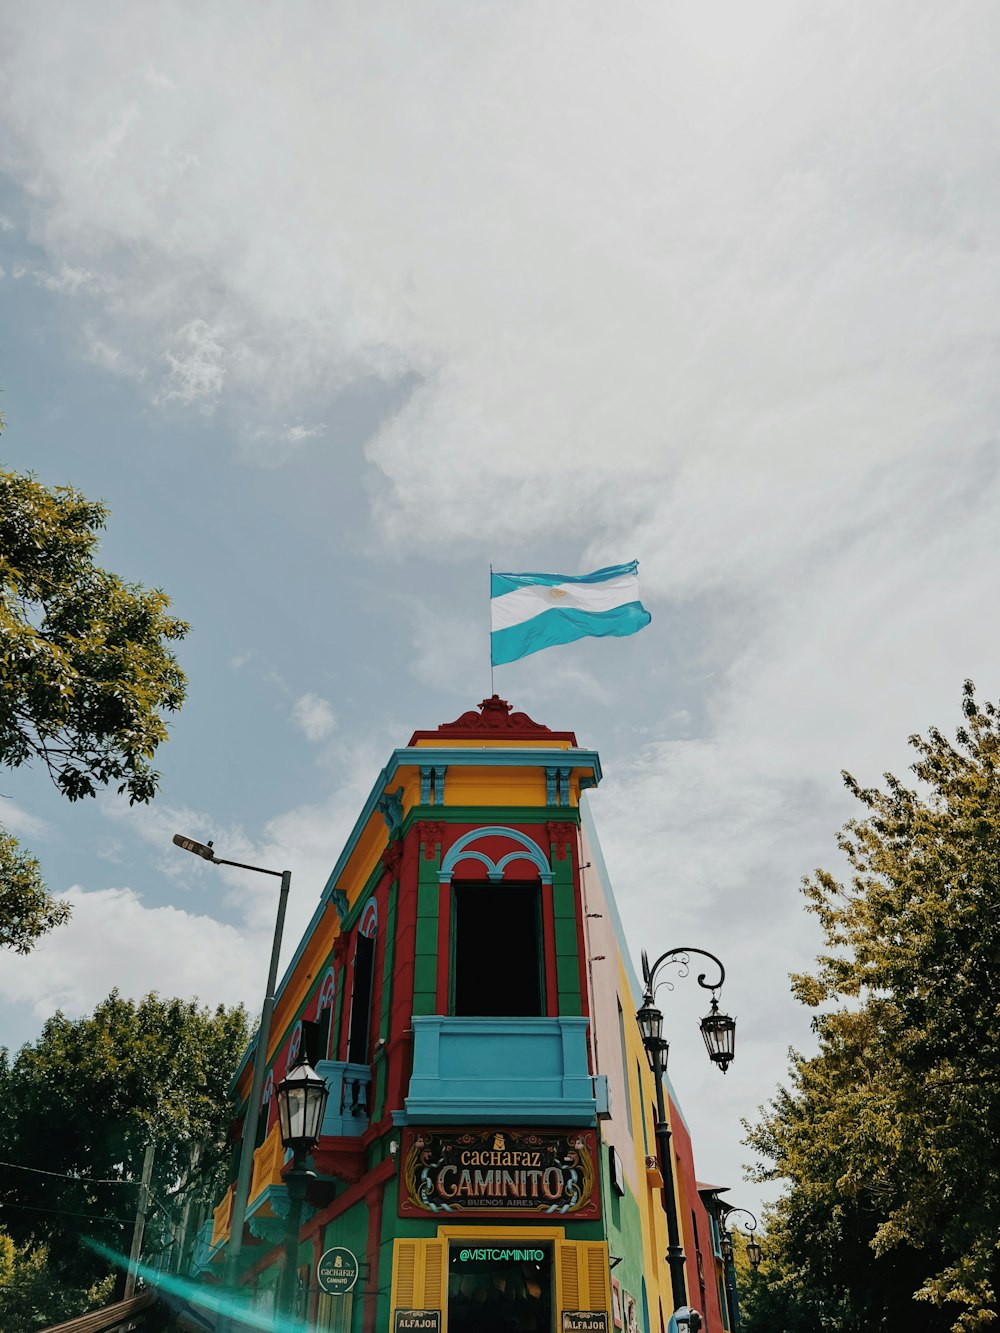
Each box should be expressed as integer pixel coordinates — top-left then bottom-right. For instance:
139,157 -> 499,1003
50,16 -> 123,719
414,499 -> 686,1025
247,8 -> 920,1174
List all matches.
563,1314 -> 610,1333
399,1127 -> 600,1219
393,1312 -> 441,1332
317,1246 -> 359,1295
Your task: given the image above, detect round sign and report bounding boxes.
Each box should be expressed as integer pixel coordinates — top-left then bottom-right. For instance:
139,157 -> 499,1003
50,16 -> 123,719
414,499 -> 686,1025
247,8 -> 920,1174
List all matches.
317,1246 -> 359,1295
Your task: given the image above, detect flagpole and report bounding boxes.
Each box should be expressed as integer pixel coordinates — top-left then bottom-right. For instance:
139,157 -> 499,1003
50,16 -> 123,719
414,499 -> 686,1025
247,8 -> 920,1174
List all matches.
489,563 -> 495,695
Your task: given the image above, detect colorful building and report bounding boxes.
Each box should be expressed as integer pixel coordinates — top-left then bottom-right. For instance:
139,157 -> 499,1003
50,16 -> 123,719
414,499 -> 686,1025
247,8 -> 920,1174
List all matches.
191,696 -> 740,1331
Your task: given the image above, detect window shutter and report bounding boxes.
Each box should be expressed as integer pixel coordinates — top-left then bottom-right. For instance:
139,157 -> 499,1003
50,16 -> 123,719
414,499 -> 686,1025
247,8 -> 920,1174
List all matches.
583,1242 -> 611,1310
391,1238 -> 447,1312
558,1242 -> 581,1310
422,1238 -> 447,1310
391,1238 -> 420,1308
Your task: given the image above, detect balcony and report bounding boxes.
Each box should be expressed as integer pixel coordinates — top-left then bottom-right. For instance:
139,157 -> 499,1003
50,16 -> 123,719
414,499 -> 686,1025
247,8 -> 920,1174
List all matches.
189,1218 -> 220,1276
401,1016 -> 606,1125
210,1185 -> 233,1249
315,1059 -> 373,1137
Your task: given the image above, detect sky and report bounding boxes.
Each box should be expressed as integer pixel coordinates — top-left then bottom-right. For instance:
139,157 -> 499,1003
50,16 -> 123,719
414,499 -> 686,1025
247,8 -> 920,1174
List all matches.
3,0 -> 1000,1224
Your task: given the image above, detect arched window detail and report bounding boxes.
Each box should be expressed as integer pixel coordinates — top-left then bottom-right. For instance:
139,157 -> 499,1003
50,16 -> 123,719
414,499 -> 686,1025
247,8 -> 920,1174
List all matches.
287,1022 -> 302,1068
438,826 -> 553,884
359,898 -> 378,940
314,969 -> 336,1062
318,969 -> 336,1012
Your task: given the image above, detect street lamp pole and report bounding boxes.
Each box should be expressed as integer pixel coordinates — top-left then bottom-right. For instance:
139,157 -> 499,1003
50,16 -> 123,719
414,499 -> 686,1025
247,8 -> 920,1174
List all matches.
647,1020 -> 687,1310
275,1060 -> 329,1318
720,1207 -> 758,1333
173,834 -> 291,1327
637,947 -> 735,1317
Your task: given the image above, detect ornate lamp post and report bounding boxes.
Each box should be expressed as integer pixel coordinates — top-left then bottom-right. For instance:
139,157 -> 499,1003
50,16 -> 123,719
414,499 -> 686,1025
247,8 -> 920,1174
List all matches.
721,1206 -> 759,1332
275,1059 -> 329,1316
173,834 -> 292,1330
638,947 -> 735,1313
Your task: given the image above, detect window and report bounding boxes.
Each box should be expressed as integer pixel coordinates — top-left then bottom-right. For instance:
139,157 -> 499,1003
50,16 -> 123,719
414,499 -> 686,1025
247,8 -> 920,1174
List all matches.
347,902 -> 378,1065
313,969 -> 336,1063
452,881 -> 543,1016
254,1072 -> 273,1149
347,932 -> 375,1063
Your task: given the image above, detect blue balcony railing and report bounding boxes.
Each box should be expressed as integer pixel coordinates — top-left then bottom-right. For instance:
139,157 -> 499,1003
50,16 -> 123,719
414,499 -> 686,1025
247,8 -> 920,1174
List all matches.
315,1059 -> 373,1137
401,1016 -> 606,1125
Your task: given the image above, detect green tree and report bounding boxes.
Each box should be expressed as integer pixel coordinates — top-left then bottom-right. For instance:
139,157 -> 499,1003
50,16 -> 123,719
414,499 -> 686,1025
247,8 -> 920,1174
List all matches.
0,991 -> 249,1322
0,1230 -> 112,1333
0,440 -> 187,952
744,681 -> 1000,1332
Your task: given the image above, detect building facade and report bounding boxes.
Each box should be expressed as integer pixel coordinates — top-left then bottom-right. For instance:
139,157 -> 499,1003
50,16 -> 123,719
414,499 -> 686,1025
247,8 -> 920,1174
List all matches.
192,697 -> 738,1331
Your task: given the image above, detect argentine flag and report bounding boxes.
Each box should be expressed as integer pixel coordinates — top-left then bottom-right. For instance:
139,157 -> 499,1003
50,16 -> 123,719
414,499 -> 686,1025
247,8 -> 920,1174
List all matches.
491,560 -> 651,666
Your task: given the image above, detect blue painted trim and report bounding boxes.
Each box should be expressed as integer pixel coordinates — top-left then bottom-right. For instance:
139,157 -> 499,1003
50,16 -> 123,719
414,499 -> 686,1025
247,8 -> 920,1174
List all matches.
491,601 -> 651,667
420,766 -> 432,804
232,747 -> 602,1093
439,826 -> 553,884
491,560 -> 640,597
546,767 -> 558,805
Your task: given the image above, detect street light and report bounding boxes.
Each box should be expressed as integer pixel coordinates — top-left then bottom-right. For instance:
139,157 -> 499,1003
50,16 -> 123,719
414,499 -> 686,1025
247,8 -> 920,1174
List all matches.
720,1206 -> 759,1330
275,1059 -> 329,1316
746,1237 -> 762,1272
638,947 -> 735,1312
173,833 -> 292,1326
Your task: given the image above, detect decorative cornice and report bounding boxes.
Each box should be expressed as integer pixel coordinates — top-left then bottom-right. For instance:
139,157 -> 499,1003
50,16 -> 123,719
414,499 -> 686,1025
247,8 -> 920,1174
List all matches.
546,820 -> 574,860
416,820 -> 446,858
408,694 -> 578,745
381,840 -> 404,881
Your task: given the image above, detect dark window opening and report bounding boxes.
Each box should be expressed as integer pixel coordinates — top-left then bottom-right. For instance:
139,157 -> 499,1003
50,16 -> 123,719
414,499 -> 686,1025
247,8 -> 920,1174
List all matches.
452,882 -> 543,1016
347,934 -> 375,1064
449,1241 -> 551,1333
301,1015 -> 329,1066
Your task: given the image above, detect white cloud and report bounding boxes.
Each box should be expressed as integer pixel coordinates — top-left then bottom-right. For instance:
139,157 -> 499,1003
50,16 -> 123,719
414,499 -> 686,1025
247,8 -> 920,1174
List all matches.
284,422 -> 325,444
0,801 -> 52,841
0,885 -> 259,1020
291,693 -> 337,742
158,318 -> 227,406
4,0 -> 1000,1209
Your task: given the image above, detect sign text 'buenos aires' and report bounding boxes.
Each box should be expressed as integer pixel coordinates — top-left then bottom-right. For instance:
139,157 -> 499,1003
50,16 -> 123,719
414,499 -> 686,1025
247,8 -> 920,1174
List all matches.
399,1128 -> 600,1219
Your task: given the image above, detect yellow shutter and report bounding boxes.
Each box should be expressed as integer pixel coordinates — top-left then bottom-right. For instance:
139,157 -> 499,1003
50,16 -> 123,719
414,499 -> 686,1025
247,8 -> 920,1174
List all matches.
391,1237 -> 448,1312
391,1238 -> 421,1308
558,1242 -> 581,1310
558,1240 -> 611,1313
422,1238 -> 447,1310
583,1241 -> 611,1311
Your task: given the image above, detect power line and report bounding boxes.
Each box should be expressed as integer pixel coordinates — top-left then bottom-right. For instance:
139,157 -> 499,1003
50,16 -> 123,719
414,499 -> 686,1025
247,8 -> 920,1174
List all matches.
0,1200 -> 133,1225
0,1158 -> 139,1187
